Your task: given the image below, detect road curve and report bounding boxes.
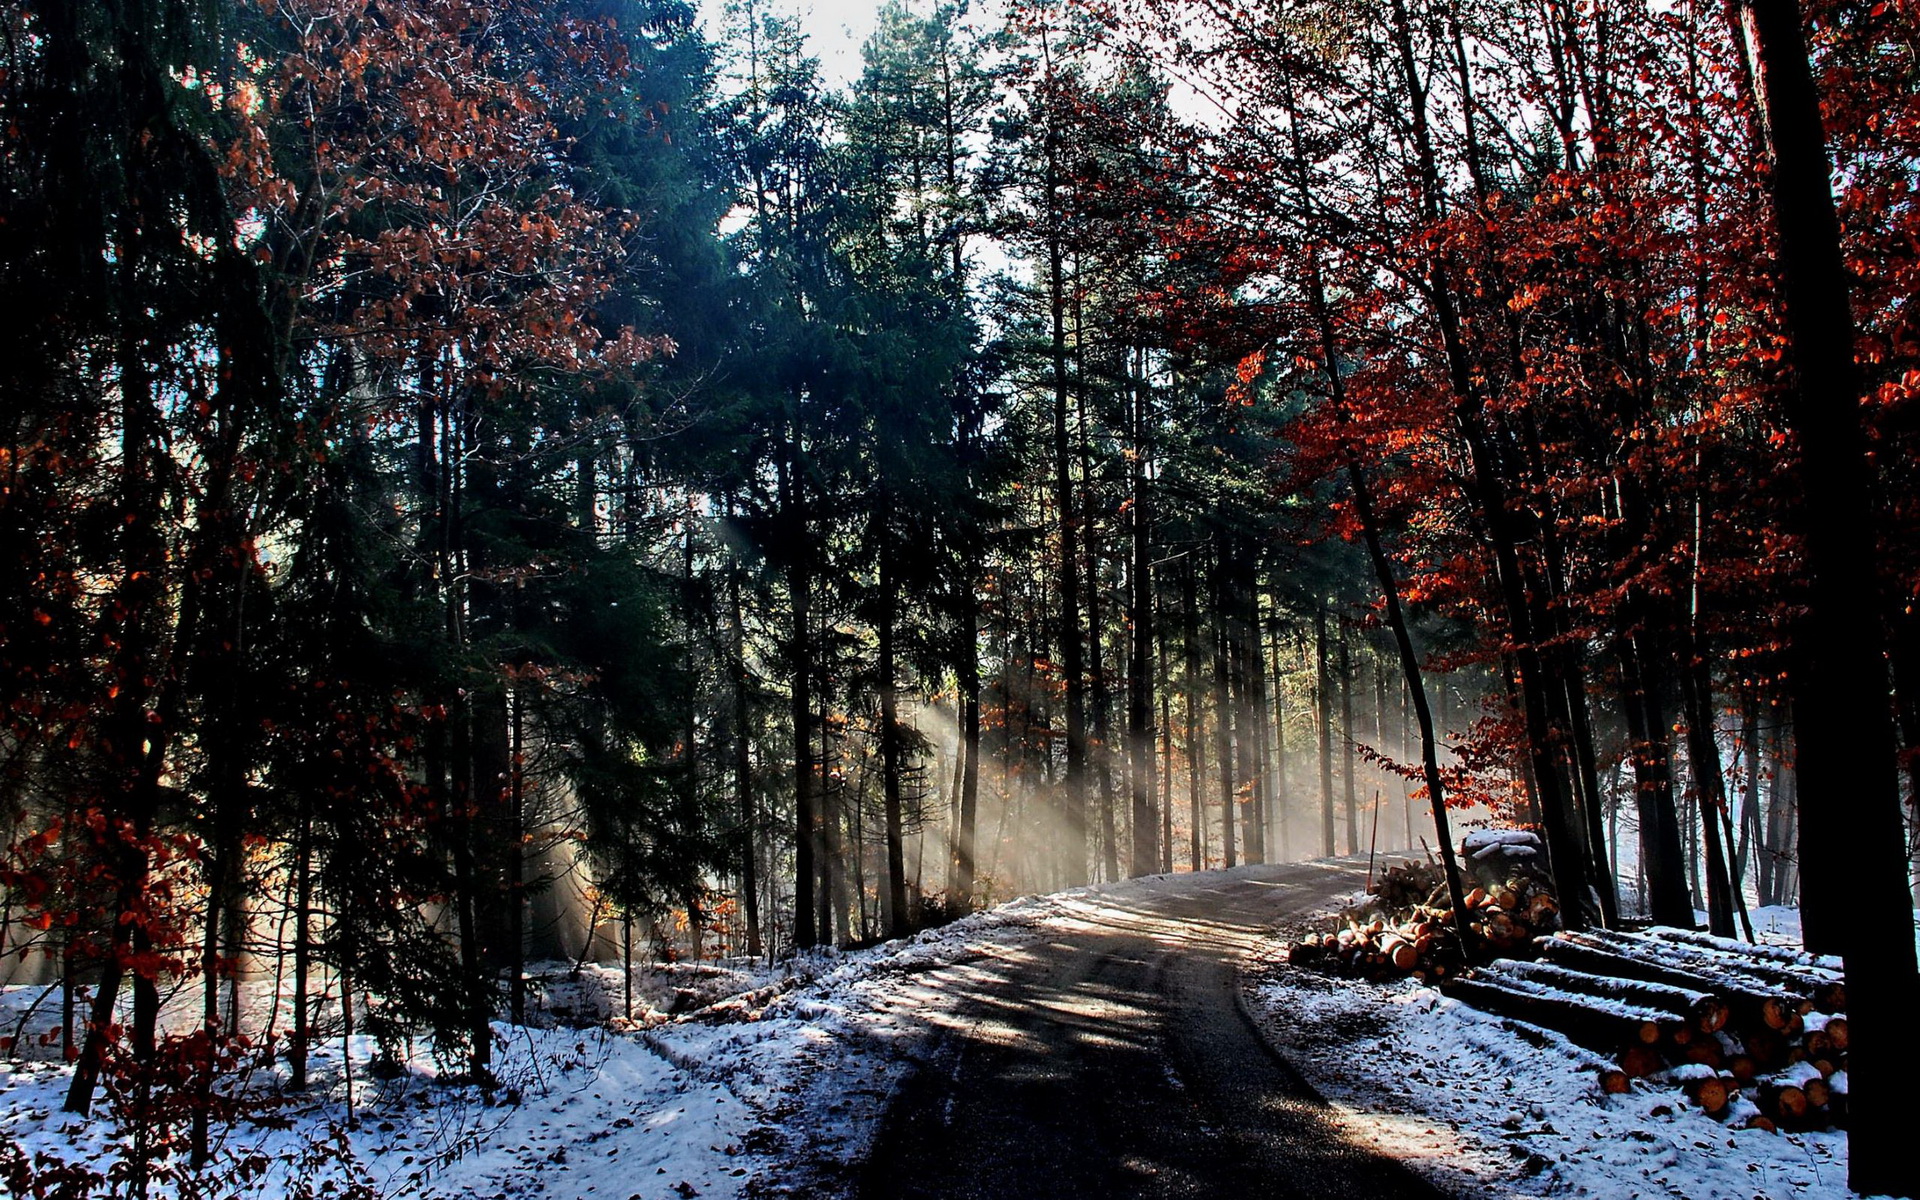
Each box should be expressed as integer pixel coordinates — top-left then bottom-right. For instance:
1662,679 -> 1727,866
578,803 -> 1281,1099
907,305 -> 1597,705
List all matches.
856,858 -> 1451,1200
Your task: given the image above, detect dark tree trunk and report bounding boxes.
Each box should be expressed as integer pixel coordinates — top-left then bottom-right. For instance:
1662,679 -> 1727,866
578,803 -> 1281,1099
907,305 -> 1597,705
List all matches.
1388,0 -> 1592,927
726,493 -> 761,957
817,677 -> 838,945
1298,237 -> 1472,939
1373,655 -> 1390,845
451,691 -> 491,1079
1127,353 -> 1159,878
1339,624 -> 1357,856
1045,110 -> 1088,887
289,799 -> 313,1090
1080,363 -> 1119,884
951,586 -> 982,910
1679,651 -> 1738,937
783,442 -> 818,950
878,538 -> 909,939
680,506 -> 704,959
1316,603 -> 1336,859
508,689 -> 527,1020
1271,623 -> 1291,860
1735,4 -> 1920,1187
1620,635 -> 1694,925
1345,457 -> 1475,955
1183,559 -> 1204,870
1241,563 -> 1270,865
1212,562 -> 1238,870
1561,663 -> 1619,926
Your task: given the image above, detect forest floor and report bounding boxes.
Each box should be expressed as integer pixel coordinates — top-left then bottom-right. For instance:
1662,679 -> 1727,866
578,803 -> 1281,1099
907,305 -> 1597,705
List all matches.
0,862 -> 1879,1200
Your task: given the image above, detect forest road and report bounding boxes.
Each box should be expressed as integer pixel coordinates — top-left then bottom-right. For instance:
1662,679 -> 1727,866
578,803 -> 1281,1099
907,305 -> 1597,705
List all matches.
855,857 -> 1450,1200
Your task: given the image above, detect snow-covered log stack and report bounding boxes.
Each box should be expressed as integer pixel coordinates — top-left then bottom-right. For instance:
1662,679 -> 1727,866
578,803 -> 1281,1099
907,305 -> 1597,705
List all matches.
1457,829 -> 1560,953
1441,925 -> 1847,1131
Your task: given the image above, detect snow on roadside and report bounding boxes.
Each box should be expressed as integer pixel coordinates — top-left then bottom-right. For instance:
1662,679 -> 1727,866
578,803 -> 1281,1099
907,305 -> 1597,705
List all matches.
0,895 -> 1066,1200
1242,924 -> 1871,1200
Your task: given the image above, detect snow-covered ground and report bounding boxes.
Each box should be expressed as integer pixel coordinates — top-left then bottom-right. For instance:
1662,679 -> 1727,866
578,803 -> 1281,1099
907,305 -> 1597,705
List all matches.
2,876 -> 1896,1200
1242,907 -> 1878,1200
0,895 -> 1069,1200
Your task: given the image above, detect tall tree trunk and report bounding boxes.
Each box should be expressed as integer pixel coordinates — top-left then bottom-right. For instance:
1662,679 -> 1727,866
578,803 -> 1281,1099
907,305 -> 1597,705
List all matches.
1339,624 -> 1357,856
1316,603 -> 1336,859
1387,0 -> 1593,927
680,502 -> 704,959
1241,564 -> 1270,865
1561,663 -> 1619,925
1764,709 -> 1795,906
1679,652 -> 1738,937
951,586 -> 982,910
1271,622 -> 1291,861
1300,236 -> 1472,937
816,677 -> 837,944
1044,85 -> 1088,887
65,316 -> 171,1116
1126,353 -> 1159,877
1735,5 -> 1920,1186
1373,655 -> 1390,846
1402,677 -> 1414,851
1345,456 -> 1475,954
726,493 -> 761,957
1184,559 -> 1204,870
783,440 -> 818,950
879,537 -> 909,939
1078,340 -> 1119,885
1213,562 -> 1238,870
1736,692 -> 1760,889
508,688 -> 527,1021
1619,635 -> 1693,924
289,798 -> 313,1089
450,710 -> 490,1079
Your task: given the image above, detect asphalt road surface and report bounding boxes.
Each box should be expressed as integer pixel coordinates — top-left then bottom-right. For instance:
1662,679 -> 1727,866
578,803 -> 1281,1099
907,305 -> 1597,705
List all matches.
857,859 -> 1451,1200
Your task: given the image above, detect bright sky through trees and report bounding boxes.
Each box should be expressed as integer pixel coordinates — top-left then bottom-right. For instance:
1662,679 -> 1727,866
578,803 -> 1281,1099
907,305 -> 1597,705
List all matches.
701,0 -> 881,85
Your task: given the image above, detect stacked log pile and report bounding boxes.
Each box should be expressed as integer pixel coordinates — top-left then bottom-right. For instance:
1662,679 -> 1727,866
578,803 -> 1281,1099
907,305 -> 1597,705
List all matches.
1287,910 -> 1457,981
1287,831 -> 1562,979
1279,828 -> 1844,1131
1441,927 -> 1848,1131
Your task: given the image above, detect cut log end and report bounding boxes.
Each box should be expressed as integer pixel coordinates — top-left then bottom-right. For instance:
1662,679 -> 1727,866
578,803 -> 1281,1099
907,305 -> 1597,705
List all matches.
1686,1075 -> 1732,1116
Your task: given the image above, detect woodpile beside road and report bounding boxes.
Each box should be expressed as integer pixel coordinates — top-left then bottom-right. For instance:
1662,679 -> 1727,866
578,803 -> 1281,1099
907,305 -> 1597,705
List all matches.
1286,831 -> 1562,979
1441,928 -> 1847,1131
1280,828 -> 1846,1133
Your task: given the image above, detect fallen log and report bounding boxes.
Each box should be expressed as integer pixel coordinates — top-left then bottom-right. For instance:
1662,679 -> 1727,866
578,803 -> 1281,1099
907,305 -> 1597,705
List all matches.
1479,1013 -> 1636,1096
1582,929 -> 1843,1010
1536,935 -> 1806,1024
1441,974 -> 1677,1054
1642,926 -> 1839,973
1479,959 -> 1728,1034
